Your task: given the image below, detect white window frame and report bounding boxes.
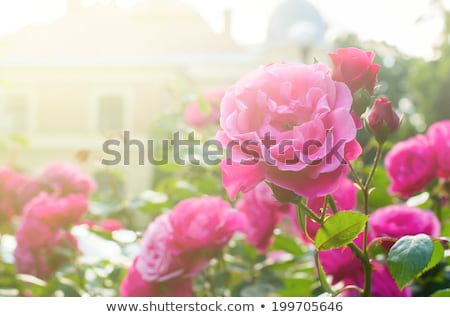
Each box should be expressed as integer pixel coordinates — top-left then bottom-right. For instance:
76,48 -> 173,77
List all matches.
88,88 -> 133,134
0,88 -> 37,135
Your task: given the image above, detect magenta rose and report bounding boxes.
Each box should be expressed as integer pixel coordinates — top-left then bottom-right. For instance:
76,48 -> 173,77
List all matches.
385,135 -> 437,198
427,120 -> 450,179
236,182 -> 294,252
318,233 -> 367,284
38,162 -> 96,197
184,88 -> 225,129
24,192 -> 88,229
369,205 -> 440,240
343,262 -> 411,297
217,62 -> 361,200
120,258 -> 193,297
136,214 -> 184,282
329,47 -> 380,94
167,196 -> 240,254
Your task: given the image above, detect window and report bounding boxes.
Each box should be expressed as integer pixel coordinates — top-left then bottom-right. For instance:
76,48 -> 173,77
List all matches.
0,93 -> 29,134
97,94 -> 125,133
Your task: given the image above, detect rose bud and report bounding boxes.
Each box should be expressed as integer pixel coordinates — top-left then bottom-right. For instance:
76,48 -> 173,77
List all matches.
365,96 -> 400,144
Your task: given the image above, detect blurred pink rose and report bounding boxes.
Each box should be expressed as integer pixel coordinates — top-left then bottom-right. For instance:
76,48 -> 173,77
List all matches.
183,88 -> 225,129
14,230 -> 78,280
0,168 -> 37,223
369,205 -> 441,240
167,197 -> 240,254
120,258 -> 154,297
236,182 -> 294,252
427,120 -> 450,179
38,162 -> 96,197
120,258 -> 193,297
24,192 -> 88,229
14,244 -> 52,279
329,47 -> 380,94
343,262 -> 411,297
217,62 -> 361,200
385,135 -> 437,198
136,214 -> 184,282
15,217 -> 54,249
99,219 -> 123,232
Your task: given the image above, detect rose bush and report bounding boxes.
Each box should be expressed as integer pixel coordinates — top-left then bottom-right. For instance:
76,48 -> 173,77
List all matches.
1,47 -> 449,298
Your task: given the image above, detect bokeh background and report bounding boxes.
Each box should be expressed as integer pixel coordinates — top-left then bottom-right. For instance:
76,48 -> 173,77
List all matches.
0,0 -> 449,196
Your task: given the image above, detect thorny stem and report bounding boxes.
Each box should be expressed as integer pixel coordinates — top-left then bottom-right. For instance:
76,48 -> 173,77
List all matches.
297,200 -> 322,224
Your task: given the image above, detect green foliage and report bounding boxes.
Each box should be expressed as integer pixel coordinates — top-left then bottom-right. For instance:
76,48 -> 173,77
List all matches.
315,212 -> 368,250
387,234 -> 439,289
431,289 -> 450,297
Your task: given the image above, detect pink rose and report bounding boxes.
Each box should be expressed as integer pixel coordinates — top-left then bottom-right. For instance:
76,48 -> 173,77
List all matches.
14,245 -> 52,279
38,162 -> 96,197
329,48 -> 380,94
385,135 -> 437,198
16,217 -> 54,249
427,120 -> 450,178
366,96 -> 400,143
343,262 -> 411,297
136,214 -> 184,282
167,197 -> 240,254
120,258 -> 193,297
14,230 -> 78,280
120,258 -> 154,297
217,62 -> 361,200
0,168 -> 37,223
236,182 -> 294,252
300,178 -> 357,240
369,205 -> 441,240
99,219 -> 123,232
183,88 -> 225,129
24,192 -> 88,229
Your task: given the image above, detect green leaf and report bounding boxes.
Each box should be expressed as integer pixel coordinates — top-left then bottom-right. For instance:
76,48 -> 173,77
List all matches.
387,234 -> 434,289
431,289 -> 450,297
441,222 -> 450,237
314,211 -> 368,250
421,240 -> 444,274
271,234 -> 304,256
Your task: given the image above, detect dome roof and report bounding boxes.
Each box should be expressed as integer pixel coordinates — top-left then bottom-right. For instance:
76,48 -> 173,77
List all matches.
267,0 -> 327,47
